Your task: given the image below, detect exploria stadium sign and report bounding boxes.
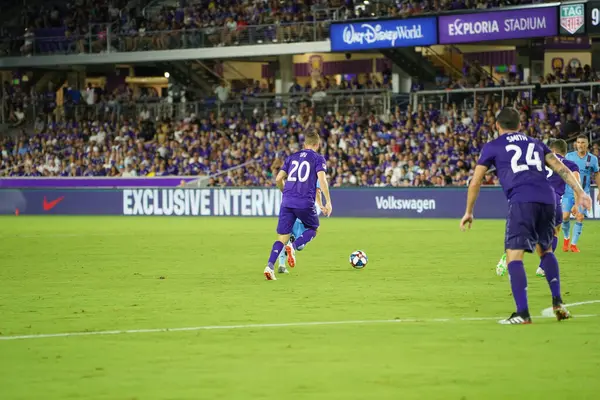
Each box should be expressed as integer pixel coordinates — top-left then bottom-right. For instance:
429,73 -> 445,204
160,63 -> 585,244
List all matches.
329,17 -> 438,51
438,7 -> 558,44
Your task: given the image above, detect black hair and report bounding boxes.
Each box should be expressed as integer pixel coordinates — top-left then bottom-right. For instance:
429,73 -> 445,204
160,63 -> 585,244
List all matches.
496,107 -> 520,131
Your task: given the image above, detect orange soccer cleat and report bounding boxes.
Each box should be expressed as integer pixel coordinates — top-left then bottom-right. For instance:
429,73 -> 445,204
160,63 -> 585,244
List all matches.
563,238 -> 570,252
570,244 -> 580,253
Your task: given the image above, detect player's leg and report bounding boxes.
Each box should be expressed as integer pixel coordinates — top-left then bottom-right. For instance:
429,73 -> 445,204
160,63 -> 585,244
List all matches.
570,206 -> 585,252
265,207 -> 294,280
537,204 -> 563,277
292,209 -> 319,251
292,220 -> 307,251
277,242 -> 289,274
561,196 -> 574,251
499,203 -> 534,325
285,208 -> 320,268
536,204 -> 570,320
282,220 -> 306,270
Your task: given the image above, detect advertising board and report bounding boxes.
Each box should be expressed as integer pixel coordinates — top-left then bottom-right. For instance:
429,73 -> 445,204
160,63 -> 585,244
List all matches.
438,7 -> 558,44
330,17 -> 438,52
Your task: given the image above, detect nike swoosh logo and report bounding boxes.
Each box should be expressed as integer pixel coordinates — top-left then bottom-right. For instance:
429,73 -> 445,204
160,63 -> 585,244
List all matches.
43,196 -> 65,211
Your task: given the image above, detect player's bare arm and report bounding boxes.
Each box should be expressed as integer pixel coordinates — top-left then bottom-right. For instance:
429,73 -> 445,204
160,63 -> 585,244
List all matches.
275,170 -> 287,192
315,187 -> 326,215
545,153 -> 592,210
460,165 -> 488,231
317,171 -> 332,217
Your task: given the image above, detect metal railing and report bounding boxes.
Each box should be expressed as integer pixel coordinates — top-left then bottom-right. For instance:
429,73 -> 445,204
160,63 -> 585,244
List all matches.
1,89 -> 393,125
1,9 -> 343,58
411,82 -> 600,110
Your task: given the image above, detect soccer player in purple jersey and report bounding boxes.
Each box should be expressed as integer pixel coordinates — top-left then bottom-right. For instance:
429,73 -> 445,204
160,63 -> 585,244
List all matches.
534,139 -> 580,276
264,131 -> 332,281
496,139 -> 580,278
460,108 -> 592,324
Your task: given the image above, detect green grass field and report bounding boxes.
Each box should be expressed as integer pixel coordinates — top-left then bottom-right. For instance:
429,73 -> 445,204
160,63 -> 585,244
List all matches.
1,216 -> 600,400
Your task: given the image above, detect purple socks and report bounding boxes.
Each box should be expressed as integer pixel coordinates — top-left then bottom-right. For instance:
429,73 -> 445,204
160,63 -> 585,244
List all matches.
508,261 -> 529,313
293,229 -> 316,251
540,252 -> 561,299
267,241 -> 284,270
538,237 -> 559,273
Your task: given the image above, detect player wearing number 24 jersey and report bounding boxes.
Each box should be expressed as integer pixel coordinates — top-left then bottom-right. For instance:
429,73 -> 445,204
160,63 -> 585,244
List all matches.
495,139 -> 579,278
460,107 -> 591,325
263,131 -> 332,281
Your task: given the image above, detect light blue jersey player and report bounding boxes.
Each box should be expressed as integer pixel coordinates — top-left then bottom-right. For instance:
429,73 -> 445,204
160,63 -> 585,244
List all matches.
562,135 -> 600,252
278,180 -> 323,274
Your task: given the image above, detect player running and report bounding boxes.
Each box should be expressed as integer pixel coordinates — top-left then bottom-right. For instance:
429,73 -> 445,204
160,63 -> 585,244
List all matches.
460,108 -> 591,324
496,139 -> 580,277
278,182 -> 325,274
264,131 -> 332,281
561,134 -> 599,253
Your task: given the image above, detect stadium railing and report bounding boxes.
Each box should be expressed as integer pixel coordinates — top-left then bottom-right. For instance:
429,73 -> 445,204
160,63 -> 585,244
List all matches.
3,89 -> 393,125
2,9 -> 343,58
412,82 -> 600,111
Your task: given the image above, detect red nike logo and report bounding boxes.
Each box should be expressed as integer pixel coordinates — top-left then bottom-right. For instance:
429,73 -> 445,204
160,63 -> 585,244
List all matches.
43,196 -> 65,211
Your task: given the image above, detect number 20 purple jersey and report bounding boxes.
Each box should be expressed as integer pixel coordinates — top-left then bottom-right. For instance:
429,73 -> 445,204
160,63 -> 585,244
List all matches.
477,133 -> 555,205
281,149 -> 327,209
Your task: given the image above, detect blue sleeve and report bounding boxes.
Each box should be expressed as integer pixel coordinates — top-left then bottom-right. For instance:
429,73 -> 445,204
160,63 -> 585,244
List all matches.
593,156 -> 599,173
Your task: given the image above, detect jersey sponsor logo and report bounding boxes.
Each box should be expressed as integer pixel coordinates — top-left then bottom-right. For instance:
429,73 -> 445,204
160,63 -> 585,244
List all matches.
43,196 -> 65,211
375,196 -> 436,213
122,189 -> 282,216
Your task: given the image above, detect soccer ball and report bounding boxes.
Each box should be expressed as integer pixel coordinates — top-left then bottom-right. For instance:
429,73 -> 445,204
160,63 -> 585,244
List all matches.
349,250 -> 368,269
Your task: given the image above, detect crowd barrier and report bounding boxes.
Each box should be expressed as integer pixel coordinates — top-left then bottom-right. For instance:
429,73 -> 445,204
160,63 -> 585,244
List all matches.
0,177 -> 197,188
1,187 -> 599,219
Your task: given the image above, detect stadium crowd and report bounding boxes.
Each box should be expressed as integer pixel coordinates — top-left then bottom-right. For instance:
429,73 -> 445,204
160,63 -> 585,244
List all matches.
1,85 -> 599,187
2,0 -> 561,57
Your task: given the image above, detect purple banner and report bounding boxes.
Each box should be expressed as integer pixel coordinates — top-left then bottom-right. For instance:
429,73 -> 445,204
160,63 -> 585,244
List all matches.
0,177 -> 198,188
0,187 -> 502,218
2,188 -> 598,219
438,6 -> 558,44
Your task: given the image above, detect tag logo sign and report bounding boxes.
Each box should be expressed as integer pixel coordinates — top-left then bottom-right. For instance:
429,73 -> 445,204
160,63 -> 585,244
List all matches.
560,4 -> 585,35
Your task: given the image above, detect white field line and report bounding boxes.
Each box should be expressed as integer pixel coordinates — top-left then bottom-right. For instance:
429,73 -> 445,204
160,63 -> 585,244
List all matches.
541,300 -> 600,317
0,313 -> 598,341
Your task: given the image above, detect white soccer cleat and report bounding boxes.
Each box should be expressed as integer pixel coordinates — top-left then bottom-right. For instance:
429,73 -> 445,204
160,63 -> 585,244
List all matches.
285,244 -> 296,268
535,267 -> 546,277
264,266 -> 277,281
278,265 -> 289,274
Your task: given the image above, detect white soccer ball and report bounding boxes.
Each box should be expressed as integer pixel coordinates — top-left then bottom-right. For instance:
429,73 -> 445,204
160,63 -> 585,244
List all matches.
349,250 -> 368,269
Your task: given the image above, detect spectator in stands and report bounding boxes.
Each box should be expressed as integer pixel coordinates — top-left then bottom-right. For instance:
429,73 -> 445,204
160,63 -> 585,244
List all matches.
20,27 -> 34,56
